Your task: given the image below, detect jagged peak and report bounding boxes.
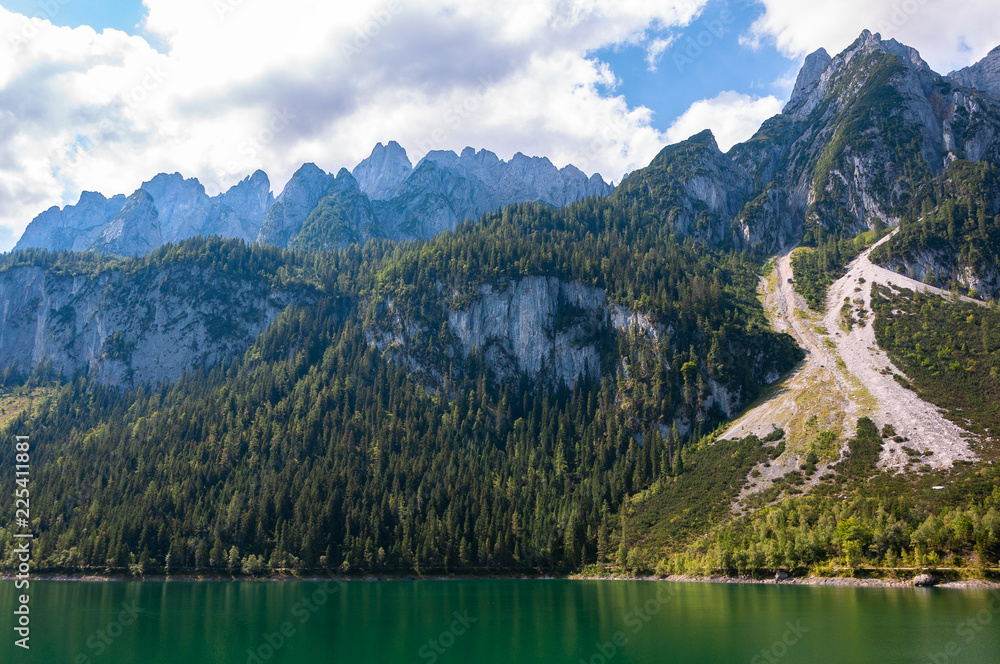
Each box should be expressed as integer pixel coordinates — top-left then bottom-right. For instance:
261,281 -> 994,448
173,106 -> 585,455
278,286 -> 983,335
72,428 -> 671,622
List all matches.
684,128 -> 720,150
947,44 -> 1000,99
850,29 -> 929,70
787,48 -> 832,109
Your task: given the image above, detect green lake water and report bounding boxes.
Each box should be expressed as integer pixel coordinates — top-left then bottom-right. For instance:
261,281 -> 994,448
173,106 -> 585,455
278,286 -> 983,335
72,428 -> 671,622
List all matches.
1,579 -> 998,663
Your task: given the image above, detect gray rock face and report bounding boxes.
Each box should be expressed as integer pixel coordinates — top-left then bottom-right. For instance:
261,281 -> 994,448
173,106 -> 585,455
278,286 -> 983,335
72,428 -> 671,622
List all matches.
14,191 -> 126,253
93,190 -> 162,257
786,48 -> 831,111
447,277 -> 608,387
373,147 -> 614,240
727,30 -> 1000,251
0,262 -> 286,386
18,171 -> 274,257
256,163 -> 335,248
351,141 -> 413,200
16,145 -> 610,255
949,45 -> 1000,99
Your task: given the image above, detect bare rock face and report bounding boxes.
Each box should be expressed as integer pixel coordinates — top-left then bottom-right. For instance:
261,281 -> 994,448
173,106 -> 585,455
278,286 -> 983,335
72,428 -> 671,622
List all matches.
949,46 -> 1000,99
913,574 -> 938,587
0,262 -> 288,386
730,30 -> 1000,251
15,145 -> 611,255
19,171 -> 274,257
256,163 -> 335,248
373,147 -> 614,240
786,48 -> 831,111
351,141 -> 413,200
447,277 -> 607,387
13,191 -> 126,253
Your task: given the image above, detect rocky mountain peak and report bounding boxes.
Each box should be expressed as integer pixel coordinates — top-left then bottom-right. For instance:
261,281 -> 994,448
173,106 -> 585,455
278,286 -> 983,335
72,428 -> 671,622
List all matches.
352,141 -> 413,200
93,189 -> 162,256
853,30 -> 929,70
786,48 -> 831,110
949,44 -> 1000,99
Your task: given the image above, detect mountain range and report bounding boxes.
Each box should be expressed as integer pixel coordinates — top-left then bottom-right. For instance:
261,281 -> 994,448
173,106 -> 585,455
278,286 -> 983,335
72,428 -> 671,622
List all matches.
13,142 -> 613,256
2,30 -> 1000,579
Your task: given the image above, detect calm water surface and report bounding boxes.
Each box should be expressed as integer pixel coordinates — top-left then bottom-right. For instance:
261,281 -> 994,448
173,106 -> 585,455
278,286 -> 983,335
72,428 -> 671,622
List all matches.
1,579 -> 998,663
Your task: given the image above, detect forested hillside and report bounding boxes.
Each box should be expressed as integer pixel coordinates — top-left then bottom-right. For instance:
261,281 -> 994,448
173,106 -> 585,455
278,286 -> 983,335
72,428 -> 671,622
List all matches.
0,188 -> 801,575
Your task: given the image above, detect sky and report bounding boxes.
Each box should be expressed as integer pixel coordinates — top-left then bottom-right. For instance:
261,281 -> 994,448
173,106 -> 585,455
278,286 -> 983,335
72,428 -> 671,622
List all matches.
0,0 -> 999,251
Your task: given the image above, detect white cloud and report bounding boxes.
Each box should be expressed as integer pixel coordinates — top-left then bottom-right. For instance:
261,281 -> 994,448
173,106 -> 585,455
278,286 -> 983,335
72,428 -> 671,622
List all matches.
645,37 -> 675,71
0,0 -> 715,249
665,91 -> 783,151
745,0 -> 1000,74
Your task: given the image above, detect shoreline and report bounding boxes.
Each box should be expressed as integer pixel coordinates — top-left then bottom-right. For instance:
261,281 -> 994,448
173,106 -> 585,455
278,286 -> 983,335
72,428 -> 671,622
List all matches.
3,572 -> 999,589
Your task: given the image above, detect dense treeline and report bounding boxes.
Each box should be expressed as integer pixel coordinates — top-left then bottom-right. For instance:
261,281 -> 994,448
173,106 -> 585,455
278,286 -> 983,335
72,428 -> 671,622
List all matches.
791,227 -> 883,311
642,419 -> 1000,576
0,182 -> 801,575
871,160 -> 1000,298
871,284 -> 1000,438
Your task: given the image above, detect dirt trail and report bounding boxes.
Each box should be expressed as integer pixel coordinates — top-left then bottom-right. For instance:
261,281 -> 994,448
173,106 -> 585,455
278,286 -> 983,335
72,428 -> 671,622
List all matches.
723,229 -> 977,504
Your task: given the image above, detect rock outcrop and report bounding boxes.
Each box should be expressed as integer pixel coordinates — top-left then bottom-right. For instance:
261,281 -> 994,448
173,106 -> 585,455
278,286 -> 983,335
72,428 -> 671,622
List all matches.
949,45 -> 1000,99
18,171 -> 274,257
13,191 -> 126,253
0,261 -> 287,386
351,140 -> 413,200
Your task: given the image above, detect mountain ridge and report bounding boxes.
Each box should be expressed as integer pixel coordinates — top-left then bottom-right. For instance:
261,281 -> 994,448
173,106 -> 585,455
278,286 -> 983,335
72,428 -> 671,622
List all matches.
14,144 -> 614,256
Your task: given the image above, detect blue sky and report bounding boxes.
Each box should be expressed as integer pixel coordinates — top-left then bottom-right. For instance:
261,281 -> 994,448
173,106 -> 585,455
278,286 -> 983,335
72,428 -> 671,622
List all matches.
2,0 -> 145,34
595,0 -> 798,130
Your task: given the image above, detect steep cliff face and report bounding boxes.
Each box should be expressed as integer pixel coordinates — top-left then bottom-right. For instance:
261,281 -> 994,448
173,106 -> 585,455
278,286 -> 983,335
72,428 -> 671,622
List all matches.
365,273 -> 781,423
93,190 -> 163,256
949,45 -> 1000,99
446,277 -> 609,387
256,163 -> 336,248
0,261 -> 287,386
18,171 -> 274,257
351,141 -> 413,200
726,31 -> 1000,252
366,147 -> 614,241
